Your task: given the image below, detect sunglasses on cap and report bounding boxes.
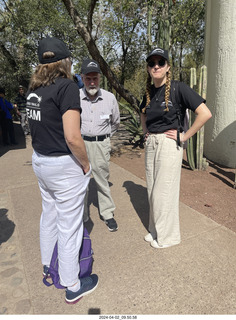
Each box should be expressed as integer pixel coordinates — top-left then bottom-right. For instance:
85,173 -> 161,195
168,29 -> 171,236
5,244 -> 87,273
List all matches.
147,59 -> 166,68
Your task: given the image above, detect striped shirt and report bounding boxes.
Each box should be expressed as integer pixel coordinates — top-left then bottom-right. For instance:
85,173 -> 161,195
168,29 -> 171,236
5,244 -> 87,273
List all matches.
14,93 -> 27,113
80,87 -> 120,137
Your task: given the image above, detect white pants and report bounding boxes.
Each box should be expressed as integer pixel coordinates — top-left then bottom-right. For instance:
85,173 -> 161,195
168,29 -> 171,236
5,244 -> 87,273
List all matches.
83,138 -> 115,221
32,151 -> 91,287
145,134 -> 183,247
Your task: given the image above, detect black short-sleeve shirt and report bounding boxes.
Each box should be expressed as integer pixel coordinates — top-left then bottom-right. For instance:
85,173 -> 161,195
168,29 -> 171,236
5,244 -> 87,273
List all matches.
139,80 -> 205,133
26,77 -> 81,156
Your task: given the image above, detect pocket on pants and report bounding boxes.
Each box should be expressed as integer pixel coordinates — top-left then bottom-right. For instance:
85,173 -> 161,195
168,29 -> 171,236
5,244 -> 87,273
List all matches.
84,164 -> 92,177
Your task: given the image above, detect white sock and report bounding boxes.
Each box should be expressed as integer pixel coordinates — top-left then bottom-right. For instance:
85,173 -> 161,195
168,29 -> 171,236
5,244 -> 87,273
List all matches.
68,281 -> 80,292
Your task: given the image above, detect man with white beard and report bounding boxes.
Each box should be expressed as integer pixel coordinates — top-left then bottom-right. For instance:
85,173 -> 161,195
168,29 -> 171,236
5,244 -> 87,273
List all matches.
80,58 -> 120,232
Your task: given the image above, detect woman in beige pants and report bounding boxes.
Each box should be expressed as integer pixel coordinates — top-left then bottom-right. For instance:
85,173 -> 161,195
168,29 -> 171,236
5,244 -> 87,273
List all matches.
140,47 -> 212,249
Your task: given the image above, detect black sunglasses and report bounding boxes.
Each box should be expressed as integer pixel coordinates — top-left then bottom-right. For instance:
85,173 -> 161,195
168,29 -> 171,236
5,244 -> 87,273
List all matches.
147,59 -> 166,68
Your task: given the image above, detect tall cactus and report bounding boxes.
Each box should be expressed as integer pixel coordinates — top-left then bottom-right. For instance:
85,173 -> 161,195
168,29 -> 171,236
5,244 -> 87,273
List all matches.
158,0 -> 172,50
186,68 -> 197,170
186,66 -> 208,170
147,0 -> 152,51
197,66 -> 208,170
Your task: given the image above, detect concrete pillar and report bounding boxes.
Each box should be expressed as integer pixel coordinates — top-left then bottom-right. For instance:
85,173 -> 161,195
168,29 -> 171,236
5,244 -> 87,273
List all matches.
204,0 -> 236,168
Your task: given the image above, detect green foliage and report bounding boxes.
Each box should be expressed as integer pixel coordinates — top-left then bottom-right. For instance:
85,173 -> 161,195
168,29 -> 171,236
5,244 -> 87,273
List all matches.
97,0 -> 147,85
0,0 -> 88,99
170,0 -> 206,81
0,0 -> 206,104
119,102 -> 143,147
124,67 -> 147,102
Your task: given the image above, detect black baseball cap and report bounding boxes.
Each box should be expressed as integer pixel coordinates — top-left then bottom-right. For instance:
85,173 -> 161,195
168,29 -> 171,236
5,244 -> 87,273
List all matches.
146,48 -> 169,62
38,36 -> 71,64
81,59 -> 101,74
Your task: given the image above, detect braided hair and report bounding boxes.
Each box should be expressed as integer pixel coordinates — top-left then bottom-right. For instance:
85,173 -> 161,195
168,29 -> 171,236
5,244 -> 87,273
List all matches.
164,68 -> 172,112
142,64 -> 172,114
142,73 -> 152,114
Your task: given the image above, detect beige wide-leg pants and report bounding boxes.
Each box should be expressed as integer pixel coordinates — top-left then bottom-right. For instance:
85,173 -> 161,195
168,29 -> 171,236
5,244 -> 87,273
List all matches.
145,134 -> 183,247
83,137 -> 115,221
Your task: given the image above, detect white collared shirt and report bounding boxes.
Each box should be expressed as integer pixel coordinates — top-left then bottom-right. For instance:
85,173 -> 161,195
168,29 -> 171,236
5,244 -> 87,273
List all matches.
80,87 -> 120,136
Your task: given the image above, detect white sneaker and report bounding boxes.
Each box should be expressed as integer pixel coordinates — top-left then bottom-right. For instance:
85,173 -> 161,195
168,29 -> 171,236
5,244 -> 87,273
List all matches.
150,240 -> 171,249
144,233 -> 155,242
150,240 -> 179,249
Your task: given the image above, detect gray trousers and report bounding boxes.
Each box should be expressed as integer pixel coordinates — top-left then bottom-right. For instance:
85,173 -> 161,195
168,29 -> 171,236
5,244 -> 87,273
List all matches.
20,112 -> 30,134
83,137 -> 115,221
145,134 -> 183,247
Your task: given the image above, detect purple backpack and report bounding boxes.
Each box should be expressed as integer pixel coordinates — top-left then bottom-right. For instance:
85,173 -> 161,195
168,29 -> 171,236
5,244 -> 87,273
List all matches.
43,227 -> 93,289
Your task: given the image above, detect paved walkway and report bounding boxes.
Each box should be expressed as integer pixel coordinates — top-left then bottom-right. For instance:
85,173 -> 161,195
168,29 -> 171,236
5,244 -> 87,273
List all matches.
0,124 -> 235,316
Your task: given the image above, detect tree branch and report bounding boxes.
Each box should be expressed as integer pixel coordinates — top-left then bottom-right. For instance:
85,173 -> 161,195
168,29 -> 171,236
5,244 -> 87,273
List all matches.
87,0 -> 98,34
0,40 -> 18,72
0,22 -> 6,32
62,0 -> 139,111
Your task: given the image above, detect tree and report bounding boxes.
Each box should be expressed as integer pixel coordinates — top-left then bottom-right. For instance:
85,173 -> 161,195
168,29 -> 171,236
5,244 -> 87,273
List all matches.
170,0 -> 206,82
0,0 -> 206,105
99,0 -> 147,86
62,0 -> 140,110
0,0 -> 87,97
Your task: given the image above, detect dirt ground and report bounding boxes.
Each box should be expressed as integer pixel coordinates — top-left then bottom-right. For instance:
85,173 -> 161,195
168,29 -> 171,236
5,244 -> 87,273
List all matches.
111,145 -> 236,233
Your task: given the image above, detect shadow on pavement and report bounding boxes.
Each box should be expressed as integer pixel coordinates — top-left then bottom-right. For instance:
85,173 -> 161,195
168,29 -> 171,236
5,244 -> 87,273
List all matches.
122,181 -> 149,230
0,122 -> 27,157
209,160 -> 235,188
87,178 -> 99,212
0,208 -> 15,245
88,308 -> 101,314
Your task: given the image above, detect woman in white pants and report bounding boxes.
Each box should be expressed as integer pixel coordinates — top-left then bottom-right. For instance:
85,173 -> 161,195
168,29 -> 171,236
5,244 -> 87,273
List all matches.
140,47 -> 212,249
27,36 -> 98,304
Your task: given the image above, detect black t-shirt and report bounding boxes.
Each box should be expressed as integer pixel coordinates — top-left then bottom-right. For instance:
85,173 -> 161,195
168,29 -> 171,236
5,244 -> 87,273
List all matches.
26,77 -> 81,156
139,80 -> 205,133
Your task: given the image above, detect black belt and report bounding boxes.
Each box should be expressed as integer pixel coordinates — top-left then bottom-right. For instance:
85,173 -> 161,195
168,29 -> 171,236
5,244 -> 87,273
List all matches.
83,134 -> 110,142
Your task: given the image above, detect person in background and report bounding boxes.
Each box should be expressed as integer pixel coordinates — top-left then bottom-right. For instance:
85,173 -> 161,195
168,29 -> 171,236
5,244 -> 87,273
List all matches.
80,58 -> 120,231
14,85 -> 30,135
73,73 -> 84,89
0,87 -> 18,146
26,36 -> 98,304
140,47 -> 212,249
